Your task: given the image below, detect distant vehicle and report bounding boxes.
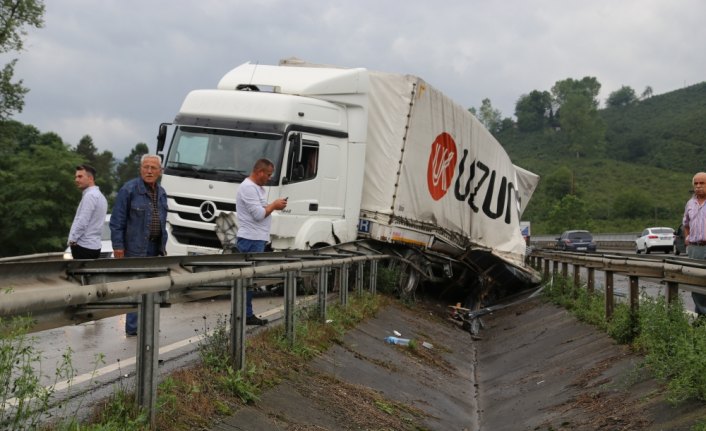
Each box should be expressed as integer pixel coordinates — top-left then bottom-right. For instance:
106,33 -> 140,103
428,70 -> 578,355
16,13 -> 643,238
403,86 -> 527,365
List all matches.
635,227 -> 674,254
555,230 -> 597,252
63,215 -> 113,259
674,224 -> 686,255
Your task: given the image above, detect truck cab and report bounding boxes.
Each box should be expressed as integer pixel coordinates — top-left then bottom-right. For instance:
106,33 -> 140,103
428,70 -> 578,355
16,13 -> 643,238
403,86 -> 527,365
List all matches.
157,63 -> 368,256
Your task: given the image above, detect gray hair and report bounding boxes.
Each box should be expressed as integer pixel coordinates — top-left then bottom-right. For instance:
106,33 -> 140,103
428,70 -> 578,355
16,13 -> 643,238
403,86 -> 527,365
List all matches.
140,154 -> 162,165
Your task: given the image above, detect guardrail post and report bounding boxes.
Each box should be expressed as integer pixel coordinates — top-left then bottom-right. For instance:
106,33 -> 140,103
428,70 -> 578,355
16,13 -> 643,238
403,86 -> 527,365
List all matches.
543,258 -> 550,280
356,261 -> 364,295
587,268 -> 595,294
561,262 -> 568,279
284,271 -> 297,345
573,264 -> 581,297
605,271 -> 614,320
369,260 -> 378,294
552,259 -> 559,277
666,281 -> 679,304
230,278 -> 246,371
629,276 -> 640,313
317,267 -> 328,322
339,263 -> 349,306
136,292 -> 160,427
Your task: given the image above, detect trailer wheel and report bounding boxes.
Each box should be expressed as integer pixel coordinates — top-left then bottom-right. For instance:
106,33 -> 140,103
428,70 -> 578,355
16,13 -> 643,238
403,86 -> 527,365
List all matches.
397,252 -> 422,300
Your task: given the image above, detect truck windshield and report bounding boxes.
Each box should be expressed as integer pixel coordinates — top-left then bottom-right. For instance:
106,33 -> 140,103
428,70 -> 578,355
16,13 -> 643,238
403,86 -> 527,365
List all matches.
164,126 -> 284,183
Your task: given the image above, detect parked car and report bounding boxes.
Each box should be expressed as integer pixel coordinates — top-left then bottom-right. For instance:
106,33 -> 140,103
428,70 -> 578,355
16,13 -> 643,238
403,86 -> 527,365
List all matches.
555,230 -> 597,252
635,226 -> 674,254
674,224 -> 686,255
63,215 -> 113,259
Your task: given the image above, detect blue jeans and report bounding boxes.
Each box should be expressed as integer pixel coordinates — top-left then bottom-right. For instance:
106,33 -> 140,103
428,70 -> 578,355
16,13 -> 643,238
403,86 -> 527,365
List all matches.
236,238 -> 266,317
125,241 -> 162,335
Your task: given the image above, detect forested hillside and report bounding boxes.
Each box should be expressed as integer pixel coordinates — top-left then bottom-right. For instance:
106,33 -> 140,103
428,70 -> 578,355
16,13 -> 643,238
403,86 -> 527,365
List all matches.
496,82 -> 706,235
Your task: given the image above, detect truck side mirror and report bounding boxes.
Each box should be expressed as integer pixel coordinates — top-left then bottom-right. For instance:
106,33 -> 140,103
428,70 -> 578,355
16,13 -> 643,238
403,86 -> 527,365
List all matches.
157,123 -> 169,153
289,133 -> 302,164
283,133 -> 302,184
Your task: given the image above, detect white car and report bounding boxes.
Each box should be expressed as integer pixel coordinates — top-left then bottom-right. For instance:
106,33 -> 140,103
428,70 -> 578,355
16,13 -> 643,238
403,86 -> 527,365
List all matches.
63,215 -> 113,259
635,227 -> 674,254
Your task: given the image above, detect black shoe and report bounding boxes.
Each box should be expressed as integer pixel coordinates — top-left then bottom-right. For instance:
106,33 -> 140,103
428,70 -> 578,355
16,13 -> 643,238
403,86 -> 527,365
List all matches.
246,316 -> 268,326
126,332 -> 137,337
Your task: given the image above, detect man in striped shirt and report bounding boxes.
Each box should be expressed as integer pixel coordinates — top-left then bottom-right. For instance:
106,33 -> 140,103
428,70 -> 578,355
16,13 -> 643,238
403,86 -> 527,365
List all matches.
683,171 -> 706,315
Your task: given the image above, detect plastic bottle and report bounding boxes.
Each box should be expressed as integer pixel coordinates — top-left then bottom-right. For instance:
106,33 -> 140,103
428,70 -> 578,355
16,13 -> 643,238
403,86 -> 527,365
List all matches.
384,336 -> 410,346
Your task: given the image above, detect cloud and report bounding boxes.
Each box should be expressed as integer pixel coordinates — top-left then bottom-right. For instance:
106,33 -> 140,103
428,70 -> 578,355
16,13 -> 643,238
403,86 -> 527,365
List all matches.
7,0 -> 706,159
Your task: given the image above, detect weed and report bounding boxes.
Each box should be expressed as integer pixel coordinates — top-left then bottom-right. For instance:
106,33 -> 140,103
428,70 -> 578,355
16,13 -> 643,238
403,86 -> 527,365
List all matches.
0,316 -> 80,431
374,399 -> 395,414
197,314 -> 231,372
376,266 -> 400,295
693,419 -> 706,431
217,365 -> 259,404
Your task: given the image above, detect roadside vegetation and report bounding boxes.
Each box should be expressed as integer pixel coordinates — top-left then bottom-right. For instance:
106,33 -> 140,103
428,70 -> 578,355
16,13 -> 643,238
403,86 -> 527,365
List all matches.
543,273 -> 706,414
1,267 -> 418,430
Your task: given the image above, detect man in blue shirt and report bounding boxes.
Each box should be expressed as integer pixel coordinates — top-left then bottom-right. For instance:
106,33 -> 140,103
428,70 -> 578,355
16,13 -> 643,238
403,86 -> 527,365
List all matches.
68,164 -> 108,259
110,154 -> 168,336
236,158 -> 288,325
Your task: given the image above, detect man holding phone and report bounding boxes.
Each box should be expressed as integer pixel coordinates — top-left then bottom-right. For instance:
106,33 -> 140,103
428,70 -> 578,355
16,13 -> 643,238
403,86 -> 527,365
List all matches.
235,158 -> 288,325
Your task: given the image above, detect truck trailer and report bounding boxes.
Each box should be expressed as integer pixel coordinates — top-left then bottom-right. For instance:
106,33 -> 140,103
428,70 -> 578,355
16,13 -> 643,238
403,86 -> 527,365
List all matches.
156,59 -> 539,304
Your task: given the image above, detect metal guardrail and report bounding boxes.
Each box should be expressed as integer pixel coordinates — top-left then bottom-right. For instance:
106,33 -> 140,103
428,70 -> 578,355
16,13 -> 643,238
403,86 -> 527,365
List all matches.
0,241 -> 392,427
528,249 -> 706,319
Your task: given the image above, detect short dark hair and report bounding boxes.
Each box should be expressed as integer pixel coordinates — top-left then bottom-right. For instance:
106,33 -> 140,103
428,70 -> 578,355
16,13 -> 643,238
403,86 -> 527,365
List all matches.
253,158 -> 274,172
76,164 -> 97,178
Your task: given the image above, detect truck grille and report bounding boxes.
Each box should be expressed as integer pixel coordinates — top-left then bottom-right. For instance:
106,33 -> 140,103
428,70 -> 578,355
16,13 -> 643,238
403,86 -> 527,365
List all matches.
171,225 -> 223,249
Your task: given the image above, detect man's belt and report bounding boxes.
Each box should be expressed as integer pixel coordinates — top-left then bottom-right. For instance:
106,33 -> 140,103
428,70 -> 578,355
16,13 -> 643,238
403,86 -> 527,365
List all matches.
692,241 -> 706,246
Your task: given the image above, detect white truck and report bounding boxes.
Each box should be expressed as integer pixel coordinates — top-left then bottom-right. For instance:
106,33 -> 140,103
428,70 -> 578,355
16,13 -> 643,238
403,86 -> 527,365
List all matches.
156,59 -> 539,301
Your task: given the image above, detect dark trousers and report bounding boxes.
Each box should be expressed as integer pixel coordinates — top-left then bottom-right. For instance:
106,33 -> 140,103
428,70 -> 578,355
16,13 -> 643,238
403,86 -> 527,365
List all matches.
71,244 -> 101,259
125,240 -> 162,335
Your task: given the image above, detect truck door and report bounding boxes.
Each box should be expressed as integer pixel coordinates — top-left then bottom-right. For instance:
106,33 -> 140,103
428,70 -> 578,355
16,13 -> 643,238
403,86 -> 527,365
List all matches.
276,133 -> 345,240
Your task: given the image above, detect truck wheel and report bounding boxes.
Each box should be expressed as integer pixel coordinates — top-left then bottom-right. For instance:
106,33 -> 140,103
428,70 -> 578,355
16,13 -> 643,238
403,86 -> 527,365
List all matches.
397,252 -> 422,300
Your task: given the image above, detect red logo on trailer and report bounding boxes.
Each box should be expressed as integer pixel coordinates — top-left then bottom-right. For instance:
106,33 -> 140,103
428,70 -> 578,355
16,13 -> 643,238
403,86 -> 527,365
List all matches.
427,132 -> 458,201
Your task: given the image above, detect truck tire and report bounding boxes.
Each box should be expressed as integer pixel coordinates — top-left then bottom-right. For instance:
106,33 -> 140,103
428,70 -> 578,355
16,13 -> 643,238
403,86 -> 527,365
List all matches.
397,251 -> 423,300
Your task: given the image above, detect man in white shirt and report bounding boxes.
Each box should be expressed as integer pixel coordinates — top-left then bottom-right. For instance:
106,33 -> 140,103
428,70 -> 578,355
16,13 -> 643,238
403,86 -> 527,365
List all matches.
236,158 -> 288,325
68,164 -> 108,259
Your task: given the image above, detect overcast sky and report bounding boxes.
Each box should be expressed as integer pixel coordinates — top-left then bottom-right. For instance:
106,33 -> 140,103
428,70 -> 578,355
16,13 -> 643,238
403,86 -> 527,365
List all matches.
6,0 -> 705,159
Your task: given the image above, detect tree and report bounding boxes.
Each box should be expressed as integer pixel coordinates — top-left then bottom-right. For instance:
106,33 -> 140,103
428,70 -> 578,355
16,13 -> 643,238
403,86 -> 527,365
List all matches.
0,121 -> 81,256
551,77 -> 601,111
116,142 -> 149,187
559,92 -> 606,158
74,134 -> 116,198
640,86 -> 653,100
606,85 -> 638,108
547,195 -> 592,233
476,98 -> 502,134
549,77 -> 605,158
544,166 -> 574,200
612,189 -> 651,218
515,90 -> 552,132
0,0 -> 45,119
